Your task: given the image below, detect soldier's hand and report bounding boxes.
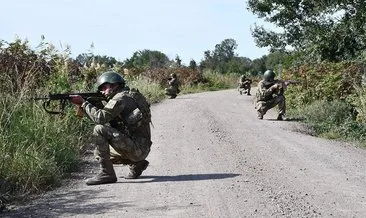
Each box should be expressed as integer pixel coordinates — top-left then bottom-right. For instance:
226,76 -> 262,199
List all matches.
69,95 -> 85,106
271,83 -> 281,90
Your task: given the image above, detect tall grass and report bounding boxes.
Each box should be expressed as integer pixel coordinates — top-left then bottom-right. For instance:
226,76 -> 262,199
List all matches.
352,85 -> 366,124
287,95 -> 366,146
0,94 -> 94,204
182,70 -> 238,93
126,75 -> 166,103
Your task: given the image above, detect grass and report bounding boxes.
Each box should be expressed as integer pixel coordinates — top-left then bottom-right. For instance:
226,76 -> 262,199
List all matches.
288,99 -> 366,146
0,94 -> 93,207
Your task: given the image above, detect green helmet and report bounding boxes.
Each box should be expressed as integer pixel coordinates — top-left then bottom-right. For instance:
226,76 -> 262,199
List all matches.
263,70 -> 276,82
97,71 -> 125,91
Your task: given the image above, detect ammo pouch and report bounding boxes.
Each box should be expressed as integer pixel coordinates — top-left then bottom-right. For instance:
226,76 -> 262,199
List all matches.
126,108 -> 143,125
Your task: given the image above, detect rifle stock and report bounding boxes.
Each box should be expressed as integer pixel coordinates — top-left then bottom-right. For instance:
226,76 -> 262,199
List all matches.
32,92 -> 106,115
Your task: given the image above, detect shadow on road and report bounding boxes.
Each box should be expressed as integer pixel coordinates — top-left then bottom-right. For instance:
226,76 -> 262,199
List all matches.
2,173 -> 240,217
2,189 -> 134,217
265,117 -> 305,122
122,173 -> 241,183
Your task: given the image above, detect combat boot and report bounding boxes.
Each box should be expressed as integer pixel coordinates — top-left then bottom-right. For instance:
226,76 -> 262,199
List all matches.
125,160 -> 149,179
257,111 -> 264,119
277,114 -> 287,121
86,160 -> 117,185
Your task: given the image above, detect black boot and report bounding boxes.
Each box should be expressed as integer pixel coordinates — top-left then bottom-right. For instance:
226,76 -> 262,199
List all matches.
125,160 -> 149,179
277,114 -> 287,121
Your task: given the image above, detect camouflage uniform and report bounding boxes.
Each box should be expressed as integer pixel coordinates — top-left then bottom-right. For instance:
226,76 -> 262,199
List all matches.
82,86 -> 152,185
255,79 -> 286,120
165,73 -> 180,98
238,76 -> 252,95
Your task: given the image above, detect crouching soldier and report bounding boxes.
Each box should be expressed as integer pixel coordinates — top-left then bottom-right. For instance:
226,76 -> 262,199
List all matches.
165,73 -> 180,99
70,71 -> 152,185
238,75 -> 252,95
255,70 -> 286,120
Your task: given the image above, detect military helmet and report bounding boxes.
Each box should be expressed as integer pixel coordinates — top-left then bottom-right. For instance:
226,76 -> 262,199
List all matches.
97,71 -> 125,91
263,70 -> 276,82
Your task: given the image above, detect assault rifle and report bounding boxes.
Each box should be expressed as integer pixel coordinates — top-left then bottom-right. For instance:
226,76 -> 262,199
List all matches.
32,92 -> 106,115
276,80 -> 299,95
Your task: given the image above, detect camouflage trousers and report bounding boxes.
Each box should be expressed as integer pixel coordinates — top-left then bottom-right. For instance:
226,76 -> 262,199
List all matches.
165,86 -> 179,95
238,84 -> 250,89
256,95 -> 286,116
93,124 -> 151,164
238,84 -> 251,94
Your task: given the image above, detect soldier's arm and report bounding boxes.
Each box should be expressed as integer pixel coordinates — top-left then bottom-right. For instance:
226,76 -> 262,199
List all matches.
258,81 -> 277,98
82,94 -> 126,124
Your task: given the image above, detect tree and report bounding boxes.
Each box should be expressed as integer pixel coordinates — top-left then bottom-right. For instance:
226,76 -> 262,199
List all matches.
250,56 -> 267,76
227,57 -> 252,74
200,38 -> 238,73
189,59 -> 197,70
213,38 -> 237,63
123,49 -> 170,70
265,50 -> 289,70
247,0 -> 366,61
175,55 -> 182,67
76,53 -> 119,68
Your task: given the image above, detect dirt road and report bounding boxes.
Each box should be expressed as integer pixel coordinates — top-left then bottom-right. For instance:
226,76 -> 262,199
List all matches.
4,89 -> 366,217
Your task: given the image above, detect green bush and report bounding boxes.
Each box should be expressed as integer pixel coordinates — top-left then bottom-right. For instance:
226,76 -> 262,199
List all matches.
290,100 -> 366,142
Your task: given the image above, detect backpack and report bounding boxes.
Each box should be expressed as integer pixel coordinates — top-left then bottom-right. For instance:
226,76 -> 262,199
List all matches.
123,88 -> 151,125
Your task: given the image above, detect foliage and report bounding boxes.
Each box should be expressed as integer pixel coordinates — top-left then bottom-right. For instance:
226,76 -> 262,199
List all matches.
123,49 -> 171,73
76,53 -> 121,69
291,100 -> 366,142
0,94 -> 91,197
0,38 -> 53,94
189,59 -> 197,70
140,66 -> 202,88
285,61 -> 363,109
200,38 -> 239,74
249,56 -> 267,76
247,0 -> 366,61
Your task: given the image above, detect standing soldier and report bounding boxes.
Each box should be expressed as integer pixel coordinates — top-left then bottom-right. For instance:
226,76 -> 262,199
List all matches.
165,73 -> 180,99
238,75 -> 252,95
255,70 -> 287,120
70,71 -> 152,185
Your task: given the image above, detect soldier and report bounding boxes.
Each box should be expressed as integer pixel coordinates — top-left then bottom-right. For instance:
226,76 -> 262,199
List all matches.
238,75 -> 252,95
165,73 -> 180,99
255,70 -> 287,120
70,71 -> 152,185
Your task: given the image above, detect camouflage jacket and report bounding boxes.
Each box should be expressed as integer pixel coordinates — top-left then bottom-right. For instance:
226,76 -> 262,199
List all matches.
81,87 -> 151,140
168,77 -> 180,90
255,79 -> 281,102
239,78 -> 252,85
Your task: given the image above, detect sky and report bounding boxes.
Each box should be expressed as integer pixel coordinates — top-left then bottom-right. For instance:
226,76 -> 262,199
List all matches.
1,0 -> 271,65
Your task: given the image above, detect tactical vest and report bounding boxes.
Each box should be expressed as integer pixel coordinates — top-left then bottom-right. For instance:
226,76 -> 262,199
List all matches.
122,88 -> 151,126
109,88 -> 151,136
